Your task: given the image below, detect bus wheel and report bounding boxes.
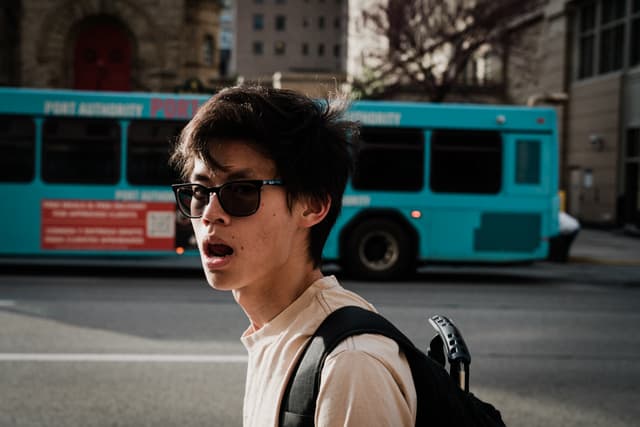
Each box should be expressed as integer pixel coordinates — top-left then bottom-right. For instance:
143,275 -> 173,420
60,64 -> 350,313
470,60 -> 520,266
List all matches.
346,219 -> 410,280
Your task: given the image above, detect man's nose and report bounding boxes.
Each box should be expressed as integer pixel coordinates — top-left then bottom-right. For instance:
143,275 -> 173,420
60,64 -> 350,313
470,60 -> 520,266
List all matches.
201,192 -> 230,224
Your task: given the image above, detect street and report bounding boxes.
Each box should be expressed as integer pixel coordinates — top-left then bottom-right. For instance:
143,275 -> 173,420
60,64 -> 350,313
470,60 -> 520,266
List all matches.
1,255 -> 639,427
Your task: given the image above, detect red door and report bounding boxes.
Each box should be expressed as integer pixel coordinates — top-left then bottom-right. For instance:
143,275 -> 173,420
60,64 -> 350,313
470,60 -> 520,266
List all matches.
74,23 -> 132,91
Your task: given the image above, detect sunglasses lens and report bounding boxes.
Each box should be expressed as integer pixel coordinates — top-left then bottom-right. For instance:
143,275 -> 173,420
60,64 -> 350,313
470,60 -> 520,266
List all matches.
220,181 -> 261,216
176,185 -> 207,218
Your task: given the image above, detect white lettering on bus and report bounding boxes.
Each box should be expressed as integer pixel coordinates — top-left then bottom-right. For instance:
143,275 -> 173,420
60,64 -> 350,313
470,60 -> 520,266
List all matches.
115,190 -> 173,202
77,102 -> 144,117
115,190 -> 140,201
43,101 -> 144,117
343,195 -> 371,207
345,111 -> 401,126
141,191 -> 174,202
44,101 -> 76,115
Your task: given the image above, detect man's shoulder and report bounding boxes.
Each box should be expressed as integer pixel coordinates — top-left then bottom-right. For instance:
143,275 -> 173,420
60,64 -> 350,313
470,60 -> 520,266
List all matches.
326,332 -> 408,373
313,275 -> 377,315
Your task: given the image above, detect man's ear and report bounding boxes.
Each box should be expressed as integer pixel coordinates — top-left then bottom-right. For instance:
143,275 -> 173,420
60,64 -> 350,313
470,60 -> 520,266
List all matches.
300,195 -> 331,228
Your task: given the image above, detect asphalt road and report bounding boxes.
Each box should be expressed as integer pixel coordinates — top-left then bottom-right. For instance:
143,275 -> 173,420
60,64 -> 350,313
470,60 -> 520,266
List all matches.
0,264 -> 639,427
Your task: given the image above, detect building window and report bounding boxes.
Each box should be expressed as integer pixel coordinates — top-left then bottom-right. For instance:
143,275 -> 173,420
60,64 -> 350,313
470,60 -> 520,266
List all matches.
275,15 -> 286,31
275,41 -> 286,55
203,35 -> 215,66
599,0 -> 625,73
576,0 -> 637,79
318,43 -> 325,56
253,14 -> 264,30
302,17 -> 309,28
631,1 -> 640,66
318,16 -> 325,29
334,17 -> 341,29
461,49 -> 503,86
302,43 -> 309,56
602,0 -> 626,22
333,44 -> 340,57
577,1 -> 597,79
253,41 -> 263,55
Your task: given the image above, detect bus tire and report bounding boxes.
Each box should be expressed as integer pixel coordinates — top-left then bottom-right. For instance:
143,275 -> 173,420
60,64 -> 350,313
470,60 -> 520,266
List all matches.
345,219 -> 411,280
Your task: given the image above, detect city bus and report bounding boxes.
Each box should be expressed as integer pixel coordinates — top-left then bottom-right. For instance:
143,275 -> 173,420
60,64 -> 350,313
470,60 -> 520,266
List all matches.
0,87 -> 559,279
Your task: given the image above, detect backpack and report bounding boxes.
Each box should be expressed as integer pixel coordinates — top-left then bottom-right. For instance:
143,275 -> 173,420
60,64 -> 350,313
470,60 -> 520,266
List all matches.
279,306 -> 506,427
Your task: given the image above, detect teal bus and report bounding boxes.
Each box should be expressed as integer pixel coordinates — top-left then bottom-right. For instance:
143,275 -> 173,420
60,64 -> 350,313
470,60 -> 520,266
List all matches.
0,87 -> 559,279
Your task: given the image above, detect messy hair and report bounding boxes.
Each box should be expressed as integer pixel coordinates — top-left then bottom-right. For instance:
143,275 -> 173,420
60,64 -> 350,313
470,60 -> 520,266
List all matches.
170,85 -> 359,267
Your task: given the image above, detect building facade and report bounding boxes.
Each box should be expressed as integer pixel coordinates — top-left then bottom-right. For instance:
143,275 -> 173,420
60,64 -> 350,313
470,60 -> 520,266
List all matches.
232,0 -> 348,97
1,0 -> 223,93
566,0 -> 640,228
525,0 -> 640,228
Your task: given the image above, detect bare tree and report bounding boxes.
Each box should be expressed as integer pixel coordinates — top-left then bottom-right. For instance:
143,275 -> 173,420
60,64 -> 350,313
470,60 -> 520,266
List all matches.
351,0 -> 544,102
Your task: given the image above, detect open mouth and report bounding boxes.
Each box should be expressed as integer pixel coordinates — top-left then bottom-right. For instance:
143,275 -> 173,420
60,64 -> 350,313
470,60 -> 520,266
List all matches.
208,243 -> 234,258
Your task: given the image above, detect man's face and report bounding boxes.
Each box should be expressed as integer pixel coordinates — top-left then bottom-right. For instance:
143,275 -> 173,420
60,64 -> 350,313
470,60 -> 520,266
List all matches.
189,140 -> 309,294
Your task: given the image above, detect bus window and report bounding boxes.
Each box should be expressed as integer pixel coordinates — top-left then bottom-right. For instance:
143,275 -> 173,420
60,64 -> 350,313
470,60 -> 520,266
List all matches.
430,129 -> 502,194
0,115 -> 35,182
42,118 -> 120,184
515,140 -> 541,184
352,127 -> 424,191
127,120 -> 186,185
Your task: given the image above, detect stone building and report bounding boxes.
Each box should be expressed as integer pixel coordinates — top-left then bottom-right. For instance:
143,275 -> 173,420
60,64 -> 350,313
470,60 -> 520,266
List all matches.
0,0 -> 223,92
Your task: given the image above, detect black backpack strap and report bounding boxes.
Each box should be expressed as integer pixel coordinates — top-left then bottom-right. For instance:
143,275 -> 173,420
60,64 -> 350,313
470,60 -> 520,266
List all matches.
278,306 -> 418,427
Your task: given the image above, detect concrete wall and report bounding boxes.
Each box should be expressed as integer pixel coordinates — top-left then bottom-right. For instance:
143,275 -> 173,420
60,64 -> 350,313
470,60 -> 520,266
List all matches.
567,75 -> 622,223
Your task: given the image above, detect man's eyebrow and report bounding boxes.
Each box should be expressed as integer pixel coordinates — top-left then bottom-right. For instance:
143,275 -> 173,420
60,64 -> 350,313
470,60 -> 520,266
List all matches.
226,169 -> 254,181
190,169 -> 255,183
191,173 -> 211,183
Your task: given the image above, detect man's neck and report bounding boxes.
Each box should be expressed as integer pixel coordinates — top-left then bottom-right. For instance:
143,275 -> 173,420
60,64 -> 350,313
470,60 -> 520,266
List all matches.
234,267 -> 323,332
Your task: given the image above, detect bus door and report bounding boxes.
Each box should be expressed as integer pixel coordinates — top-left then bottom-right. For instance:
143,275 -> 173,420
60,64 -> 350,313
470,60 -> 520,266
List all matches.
425,128 -> 503,261
495,132 -> 558,255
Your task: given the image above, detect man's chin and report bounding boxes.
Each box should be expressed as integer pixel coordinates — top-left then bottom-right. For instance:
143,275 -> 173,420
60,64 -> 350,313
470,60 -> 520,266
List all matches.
205,271 -> 236,291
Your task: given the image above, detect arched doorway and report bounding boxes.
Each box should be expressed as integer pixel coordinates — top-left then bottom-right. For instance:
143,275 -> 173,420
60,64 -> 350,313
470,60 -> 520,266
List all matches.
74,22 -> 132,91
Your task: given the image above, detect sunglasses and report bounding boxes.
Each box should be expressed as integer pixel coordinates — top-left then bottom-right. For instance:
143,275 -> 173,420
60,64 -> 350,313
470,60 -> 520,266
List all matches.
171,180 -> 284,218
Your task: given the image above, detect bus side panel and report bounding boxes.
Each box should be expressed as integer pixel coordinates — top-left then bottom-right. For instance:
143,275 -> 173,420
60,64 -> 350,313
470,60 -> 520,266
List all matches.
0,185 -> 42,255
0,184 -> 184,257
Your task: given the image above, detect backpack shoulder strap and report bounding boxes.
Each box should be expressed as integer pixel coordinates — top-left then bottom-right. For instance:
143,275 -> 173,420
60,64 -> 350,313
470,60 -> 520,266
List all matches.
278,305 -> 417,427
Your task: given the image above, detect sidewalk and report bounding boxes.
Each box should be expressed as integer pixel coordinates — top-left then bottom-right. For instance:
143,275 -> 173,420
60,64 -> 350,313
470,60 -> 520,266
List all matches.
569,228 -> 640,266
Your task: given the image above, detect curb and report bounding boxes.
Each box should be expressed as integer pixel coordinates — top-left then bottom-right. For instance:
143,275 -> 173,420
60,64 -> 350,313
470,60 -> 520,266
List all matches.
568,256 -> 640,267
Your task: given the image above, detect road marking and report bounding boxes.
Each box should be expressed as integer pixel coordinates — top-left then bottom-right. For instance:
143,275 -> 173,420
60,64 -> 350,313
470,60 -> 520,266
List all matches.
0,353 -> 248,363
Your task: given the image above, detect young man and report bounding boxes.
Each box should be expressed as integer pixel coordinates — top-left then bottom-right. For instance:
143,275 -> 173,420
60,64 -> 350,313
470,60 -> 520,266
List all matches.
170,86 -> 416,426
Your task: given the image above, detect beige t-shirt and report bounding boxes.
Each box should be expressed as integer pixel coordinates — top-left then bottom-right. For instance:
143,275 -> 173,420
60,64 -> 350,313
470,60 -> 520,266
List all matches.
240,275 -> 417,427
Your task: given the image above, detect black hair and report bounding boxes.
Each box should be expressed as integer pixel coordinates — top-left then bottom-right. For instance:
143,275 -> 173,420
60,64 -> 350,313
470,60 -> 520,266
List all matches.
170,85 -> 359,267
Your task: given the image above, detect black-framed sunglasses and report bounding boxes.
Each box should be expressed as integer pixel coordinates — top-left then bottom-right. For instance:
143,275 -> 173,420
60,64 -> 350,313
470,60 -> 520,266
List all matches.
171,180 -> 284,218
